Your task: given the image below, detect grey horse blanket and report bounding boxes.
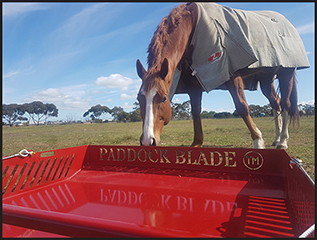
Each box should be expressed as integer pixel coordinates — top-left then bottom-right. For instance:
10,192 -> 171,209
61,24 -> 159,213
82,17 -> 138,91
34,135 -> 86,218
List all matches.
170,2 -> 310,99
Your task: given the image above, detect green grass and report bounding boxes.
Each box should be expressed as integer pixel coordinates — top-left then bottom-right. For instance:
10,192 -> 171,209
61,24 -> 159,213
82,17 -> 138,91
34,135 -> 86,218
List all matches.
3,116 -> 314,181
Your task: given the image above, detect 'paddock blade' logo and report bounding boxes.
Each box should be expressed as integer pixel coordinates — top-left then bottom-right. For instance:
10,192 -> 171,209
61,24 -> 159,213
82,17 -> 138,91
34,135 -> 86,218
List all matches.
208,51 -> 221,62
243,151 -> 264,170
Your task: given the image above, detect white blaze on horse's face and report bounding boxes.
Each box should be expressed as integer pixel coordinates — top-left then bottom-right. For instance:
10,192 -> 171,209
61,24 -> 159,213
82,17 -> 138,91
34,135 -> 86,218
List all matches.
138,84 -> 171,146
136,58 -> 171,146
141,87 -> 157,146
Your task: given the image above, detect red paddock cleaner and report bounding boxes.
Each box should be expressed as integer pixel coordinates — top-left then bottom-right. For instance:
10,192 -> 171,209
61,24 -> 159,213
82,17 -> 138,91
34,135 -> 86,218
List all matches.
2,145 -> 315,238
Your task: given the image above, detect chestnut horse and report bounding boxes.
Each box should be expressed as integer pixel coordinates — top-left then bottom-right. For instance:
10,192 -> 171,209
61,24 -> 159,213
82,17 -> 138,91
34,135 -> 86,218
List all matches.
136,3 -> 303,149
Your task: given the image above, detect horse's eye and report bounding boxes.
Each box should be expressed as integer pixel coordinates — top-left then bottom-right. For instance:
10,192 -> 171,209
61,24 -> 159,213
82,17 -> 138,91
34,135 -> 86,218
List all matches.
162,96 -> 167,103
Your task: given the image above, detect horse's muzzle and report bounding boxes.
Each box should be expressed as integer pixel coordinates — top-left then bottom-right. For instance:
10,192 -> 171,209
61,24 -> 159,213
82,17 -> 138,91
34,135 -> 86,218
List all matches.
140,137 -> 156,146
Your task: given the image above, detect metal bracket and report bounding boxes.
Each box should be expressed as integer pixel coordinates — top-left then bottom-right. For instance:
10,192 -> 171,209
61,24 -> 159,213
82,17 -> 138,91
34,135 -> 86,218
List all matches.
289,158 -> 315,186
290,158 -> 303,167
191,69 -> 197,76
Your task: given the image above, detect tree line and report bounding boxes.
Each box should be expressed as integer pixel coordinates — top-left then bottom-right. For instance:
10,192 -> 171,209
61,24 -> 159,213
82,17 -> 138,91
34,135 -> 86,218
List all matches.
172,101 -> 274,120
3,101 -> 58,126
83,104 -> 142,123
84,101 -> 315,123
3,100 -> 314,126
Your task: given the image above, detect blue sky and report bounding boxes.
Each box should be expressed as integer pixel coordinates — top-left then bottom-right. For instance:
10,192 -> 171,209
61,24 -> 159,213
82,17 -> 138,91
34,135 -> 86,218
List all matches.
2,2 -> 315,121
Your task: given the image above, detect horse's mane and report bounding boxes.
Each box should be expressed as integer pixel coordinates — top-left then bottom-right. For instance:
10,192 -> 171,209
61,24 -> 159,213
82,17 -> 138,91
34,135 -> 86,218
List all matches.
143,3 -> 191,96
147,3 -> 189,69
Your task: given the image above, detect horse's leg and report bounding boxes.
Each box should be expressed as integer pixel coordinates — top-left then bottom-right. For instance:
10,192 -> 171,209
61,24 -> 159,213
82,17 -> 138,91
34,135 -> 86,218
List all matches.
226,73 -> 265,148
189,90 -> 203,147
259,73 -> 282,146
272,109 -> 283,146
277,110 -> 290,149
275,68 -> 296,149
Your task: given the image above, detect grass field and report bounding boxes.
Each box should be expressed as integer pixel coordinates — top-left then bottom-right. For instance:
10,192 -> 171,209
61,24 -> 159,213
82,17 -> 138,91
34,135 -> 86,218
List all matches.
2,116 -> 315,181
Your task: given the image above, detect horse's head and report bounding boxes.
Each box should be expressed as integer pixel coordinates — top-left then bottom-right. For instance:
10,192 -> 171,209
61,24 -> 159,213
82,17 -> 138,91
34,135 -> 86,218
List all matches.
136,58 -> 172,146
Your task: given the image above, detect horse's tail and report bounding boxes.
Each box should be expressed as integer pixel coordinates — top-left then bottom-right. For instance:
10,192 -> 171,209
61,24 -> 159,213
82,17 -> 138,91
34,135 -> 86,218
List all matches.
289,72 -> 300,127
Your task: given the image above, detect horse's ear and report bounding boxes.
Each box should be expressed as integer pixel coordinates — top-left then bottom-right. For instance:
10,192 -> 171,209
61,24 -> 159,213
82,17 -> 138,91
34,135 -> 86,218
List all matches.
136,59 -> 146,80
160,58 -> 168,80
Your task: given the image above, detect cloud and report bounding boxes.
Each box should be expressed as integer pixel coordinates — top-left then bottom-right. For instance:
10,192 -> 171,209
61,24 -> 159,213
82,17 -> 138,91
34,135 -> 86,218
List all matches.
214,108 -> 235,113
3,70 -> 21,79
121,93 -> 136,100
84,17 -> 155,49
2,3 -> 51,18
299,100 -> 314,105
25,85 -> 91,111
51,4 -> 107,40
296,22 -> 314,35
96,74 -> 134,91
3,67 -> 34,79
121,102 -> 135,111
47,4 -> 119,52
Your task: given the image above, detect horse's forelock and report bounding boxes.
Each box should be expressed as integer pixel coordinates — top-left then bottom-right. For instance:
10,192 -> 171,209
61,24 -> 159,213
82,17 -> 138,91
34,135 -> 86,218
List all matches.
143,73 -> 168,98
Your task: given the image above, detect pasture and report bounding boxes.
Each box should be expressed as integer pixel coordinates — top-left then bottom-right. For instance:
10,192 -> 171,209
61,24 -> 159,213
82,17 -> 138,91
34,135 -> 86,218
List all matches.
2,116 -> 314,181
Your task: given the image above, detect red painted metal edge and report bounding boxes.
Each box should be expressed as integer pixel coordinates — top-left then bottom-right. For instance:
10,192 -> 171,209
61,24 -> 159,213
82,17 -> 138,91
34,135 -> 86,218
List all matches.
2,204 -> 208,238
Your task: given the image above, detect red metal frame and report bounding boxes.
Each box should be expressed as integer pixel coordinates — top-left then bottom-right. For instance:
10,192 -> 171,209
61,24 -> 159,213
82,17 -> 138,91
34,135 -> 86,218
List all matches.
2,145 -> 315,237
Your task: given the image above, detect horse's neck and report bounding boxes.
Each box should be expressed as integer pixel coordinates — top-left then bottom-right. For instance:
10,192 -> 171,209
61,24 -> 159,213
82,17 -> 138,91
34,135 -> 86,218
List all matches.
163,12 -> 195,86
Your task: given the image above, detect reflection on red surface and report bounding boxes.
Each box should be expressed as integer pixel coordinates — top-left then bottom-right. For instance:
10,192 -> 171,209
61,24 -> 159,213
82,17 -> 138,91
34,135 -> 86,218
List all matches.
3,167 -> 294,237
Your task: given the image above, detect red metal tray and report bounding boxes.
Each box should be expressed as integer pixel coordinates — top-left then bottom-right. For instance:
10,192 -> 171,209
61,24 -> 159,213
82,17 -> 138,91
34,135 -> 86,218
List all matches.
2,145 -> 315,238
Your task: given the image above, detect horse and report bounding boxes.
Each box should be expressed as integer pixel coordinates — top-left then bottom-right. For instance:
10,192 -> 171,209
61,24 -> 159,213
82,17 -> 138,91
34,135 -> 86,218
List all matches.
136,3 -> 309,149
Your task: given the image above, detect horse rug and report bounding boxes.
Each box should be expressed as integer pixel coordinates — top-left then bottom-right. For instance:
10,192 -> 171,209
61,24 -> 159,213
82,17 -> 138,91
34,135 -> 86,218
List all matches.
169,2 -> 310,99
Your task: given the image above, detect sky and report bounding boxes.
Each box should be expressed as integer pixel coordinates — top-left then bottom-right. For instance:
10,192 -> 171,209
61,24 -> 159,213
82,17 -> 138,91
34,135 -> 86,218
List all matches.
2,2 -> 315,121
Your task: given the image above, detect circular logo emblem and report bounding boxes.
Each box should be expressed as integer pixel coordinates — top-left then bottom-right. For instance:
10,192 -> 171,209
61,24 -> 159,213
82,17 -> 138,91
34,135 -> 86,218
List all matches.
243,151 -> 264,170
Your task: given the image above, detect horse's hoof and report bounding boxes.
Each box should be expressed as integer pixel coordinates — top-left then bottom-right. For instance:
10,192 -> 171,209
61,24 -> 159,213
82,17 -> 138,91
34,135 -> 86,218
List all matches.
276,139 -> 288,149
190,144 -> 202,147
276,144 -> 288,149
190,141 -> 203,147
271,141 -> 278,147
253,138 -> 265,149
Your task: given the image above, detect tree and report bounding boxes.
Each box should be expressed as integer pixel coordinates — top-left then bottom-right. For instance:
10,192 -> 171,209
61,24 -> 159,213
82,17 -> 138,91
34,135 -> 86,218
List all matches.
23,101 -> 58,125
83,104 -> 111,121
133,101 -> 140,110
261,104 -> 273,116
172,100 -> 191,120
233,104 -> 273,118
214,112 -> 233,119
298,103 -> 315,117
232,109 -> 240,118
2,104 -> 27,126
117,111 -> 130,122
249,104 -> 272,117
130,109 -> 142,122
248,104 -> 259,117
182,100 -> 191,118
201,110 -> 216,119
111,106 -> 124,121
66,113 -> 76,123
44,103 -> 58,124
298,103 -> 315,113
